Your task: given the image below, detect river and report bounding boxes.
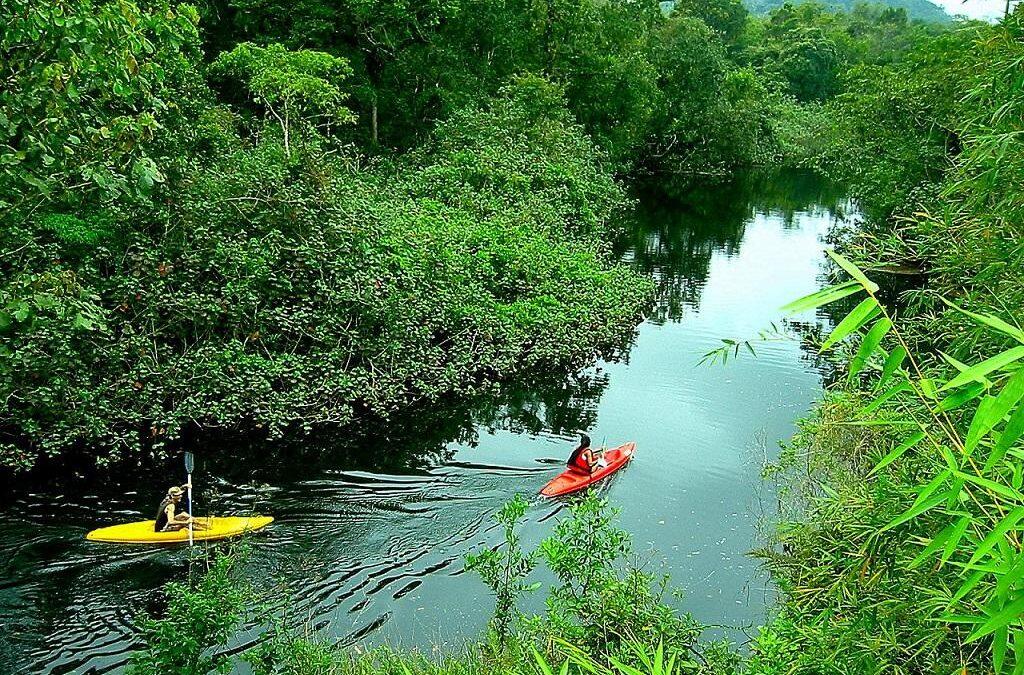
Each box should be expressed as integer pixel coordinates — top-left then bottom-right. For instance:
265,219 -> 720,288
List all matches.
0,170 -> 854,673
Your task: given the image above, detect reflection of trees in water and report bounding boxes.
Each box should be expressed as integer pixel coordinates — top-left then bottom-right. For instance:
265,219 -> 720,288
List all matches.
197,365 -> 621,481
617,169 -> 850,322
468,368 -> 614,439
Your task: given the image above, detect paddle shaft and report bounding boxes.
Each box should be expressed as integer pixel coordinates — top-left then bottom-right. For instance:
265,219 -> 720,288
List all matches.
184,452 -> 195,546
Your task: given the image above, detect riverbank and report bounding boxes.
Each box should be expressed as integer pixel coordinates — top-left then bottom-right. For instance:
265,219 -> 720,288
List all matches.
740,13 -> 1024,673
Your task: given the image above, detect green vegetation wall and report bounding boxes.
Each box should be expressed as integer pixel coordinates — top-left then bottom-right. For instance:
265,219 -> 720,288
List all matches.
0,1 -> 652,470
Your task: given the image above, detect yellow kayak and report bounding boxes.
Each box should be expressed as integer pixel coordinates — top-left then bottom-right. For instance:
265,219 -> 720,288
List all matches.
86,516 -> 274,544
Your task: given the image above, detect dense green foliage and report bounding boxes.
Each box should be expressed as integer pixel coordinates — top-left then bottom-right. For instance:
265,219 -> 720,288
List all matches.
1,1 -> 661,470
13,0 -> 1024,671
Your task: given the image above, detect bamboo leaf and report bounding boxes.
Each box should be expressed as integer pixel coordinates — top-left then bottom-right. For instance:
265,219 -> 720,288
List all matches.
968,507 -> 1024,568
950,569 -> 987,605
820,298 -> 881,352
966,396 -> 1000,455
1014,633 -> 1024,675
531,648 -> 555,675
919,377 -> 938,400
877,345 -> 907,390
939,350 -> 992,389
850,318 -> 892,380
942,516 -> 971,565
871,431 -> 926,475
993,404 -> 1024,467
913,469 -> 952,508
835,419 -> 918,427
995,625 -> 1009,674
945,477 -> 965,509
910,519 -> 958,569
967,594 -> 1024,642
939,445 -> 960,472
826,249 -> 880,293
995,553 -> 1024,598
780,280 -> 863,315
993,369 -> 1024,413
940,346 -> 1024,392
935,382 -> 987,412
956,470 -> 1024,503
862,381 -> 911,415
941,297 -> 1024,344
882,489 -> 953,532
965,372 -> 1024,455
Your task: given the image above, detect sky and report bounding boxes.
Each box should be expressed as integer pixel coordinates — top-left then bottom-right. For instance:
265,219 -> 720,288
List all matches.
933,0 -> 1013,20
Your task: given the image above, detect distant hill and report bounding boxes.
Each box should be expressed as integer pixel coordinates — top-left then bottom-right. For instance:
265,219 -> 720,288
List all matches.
742,0 -> 954,23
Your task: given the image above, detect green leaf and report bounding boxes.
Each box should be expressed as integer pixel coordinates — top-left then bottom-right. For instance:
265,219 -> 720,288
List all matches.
967,506 -> 1024,568
849,318 -> 892,380
942,516 -> 971,564
862,381 -> 911,415
941,350 -> 993,389
835,419 -> 918,427
966,396 -> 999,455
966,373 -> 1024,455
950,569 -> 987,605
955,470 -> 1024,503
882,488 -> 952,532
941,297 -> 1024,344
990,368 -> 1024,424
935,382 -> 986,412
531,648 -> 555,675
779,280 -> 863,315
995,625 -> 1009,674
820,297 -> 880,352
871,431 -> 926,475
876,345 -> 907,390
826,249 -> 880,293
912,469 -> 952,508
967,594 -> 1024,642
940,346 -> 1024,392
992,404 -> 1024,466
995,553 -> 1024,598
910,519 -> 957,569
919,377 -> 938,400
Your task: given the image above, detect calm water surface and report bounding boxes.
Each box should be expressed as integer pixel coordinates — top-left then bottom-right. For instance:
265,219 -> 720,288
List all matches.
0,171 -> 854,673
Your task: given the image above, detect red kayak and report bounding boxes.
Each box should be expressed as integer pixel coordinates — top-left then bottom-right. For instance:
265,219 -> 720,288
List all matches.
540,442 -> 636,497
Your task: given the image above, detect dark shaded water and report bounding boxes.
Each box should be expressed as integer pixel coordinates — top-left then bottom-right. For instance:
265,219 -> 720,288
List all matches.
0,170 -> 855,673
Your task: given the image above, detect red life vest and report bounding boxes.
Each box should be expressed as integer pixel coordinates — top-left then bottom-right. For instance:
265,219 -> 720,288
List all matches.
567,437 -> 594,473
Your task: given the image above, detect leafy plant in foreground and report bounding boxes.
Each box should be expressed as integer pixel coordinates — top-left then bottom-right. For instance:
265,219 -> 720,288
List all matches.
784,248 -> 1024,673
465,493 -> 539,653
127,552 -> 248,674
530,496 -> 702,661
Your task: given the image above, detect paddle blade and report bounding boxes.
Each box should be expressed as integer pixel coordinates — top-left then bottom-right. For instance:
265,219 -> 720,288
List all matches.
184,451 -> 194,474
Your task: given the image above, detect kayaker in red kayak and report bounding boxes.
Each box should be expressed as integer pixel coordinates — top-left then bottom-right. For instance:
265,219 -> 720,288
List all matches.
566,434 -> 607,474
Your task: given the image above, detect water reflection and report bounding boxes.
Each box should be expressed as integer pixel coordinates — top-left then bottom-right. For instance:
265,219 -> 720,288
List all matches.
619,170 -> 851,323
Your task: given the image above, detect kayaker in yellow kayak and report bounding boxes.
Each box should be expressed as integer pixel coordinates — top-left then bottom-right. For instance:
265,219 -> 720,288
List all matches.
154,484 -> 209,532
